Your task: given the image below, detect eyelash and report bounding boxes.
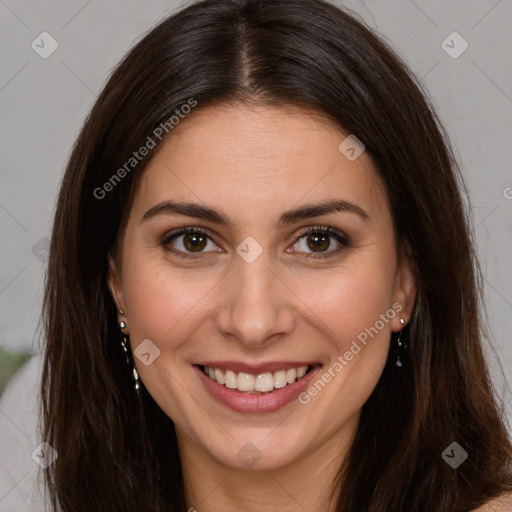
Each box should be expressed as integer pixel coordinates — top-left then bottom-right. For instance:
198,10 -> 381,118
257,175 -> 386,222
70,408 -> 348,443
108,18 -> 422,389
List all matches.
160,226 -> 351,259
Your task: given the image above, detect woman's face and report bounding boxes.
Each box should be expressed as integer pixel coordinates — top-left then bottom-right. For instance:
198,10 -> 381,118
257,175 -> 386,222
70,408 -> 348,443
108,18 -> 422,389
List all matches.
109,104 -> 415,472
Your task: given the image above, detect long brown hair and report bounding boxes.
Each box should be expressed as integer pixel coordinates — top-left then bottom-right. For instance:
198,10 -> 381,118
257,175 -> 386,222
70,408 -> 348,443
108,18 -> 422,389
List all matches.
40,0 -> 512,510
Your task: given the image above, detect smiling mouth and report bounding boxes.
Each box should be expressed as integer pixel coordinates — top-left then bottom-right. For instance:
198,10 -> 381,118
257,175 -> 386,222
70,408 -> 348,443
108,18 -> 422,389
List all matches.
199,364 -> 315,394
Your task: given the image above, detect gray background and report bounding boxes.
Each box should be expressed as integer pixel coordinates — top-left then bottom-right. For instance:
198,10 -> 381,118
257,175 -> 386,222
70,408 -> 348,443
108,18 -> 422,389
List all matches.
1,0 -> 511,408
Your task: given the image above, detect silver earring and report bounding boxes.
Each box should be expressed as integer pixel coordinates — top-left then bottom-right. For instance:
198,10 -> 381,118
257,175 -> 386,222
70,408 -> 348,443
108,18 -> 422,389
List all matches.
396,318 -> 407,367
119,320 -> 126,329
109,286 -> 124,317
120,334 -> 141,393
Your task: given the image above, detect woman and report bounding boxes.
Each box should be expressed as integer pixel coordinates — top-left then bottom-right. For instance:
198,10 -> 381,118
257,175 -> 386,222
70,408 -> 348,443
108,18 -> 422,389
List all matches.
40,0 -> 512,510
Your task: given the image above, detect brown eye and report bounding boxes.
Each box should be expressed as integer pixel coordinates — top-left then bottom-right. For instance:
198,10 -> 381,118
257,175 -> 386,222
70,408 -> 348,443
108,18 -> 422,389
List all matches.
306,232 -> 331,252
162,228 -> 220,257
291,226 -> 350,257
182,232 -> 208,252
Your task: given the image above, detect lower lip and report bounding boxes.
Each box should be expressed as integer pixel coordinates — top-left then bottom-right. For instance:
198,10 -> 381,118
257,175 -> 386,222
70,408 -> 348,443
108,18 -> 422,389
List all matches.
194,365 -> 322,413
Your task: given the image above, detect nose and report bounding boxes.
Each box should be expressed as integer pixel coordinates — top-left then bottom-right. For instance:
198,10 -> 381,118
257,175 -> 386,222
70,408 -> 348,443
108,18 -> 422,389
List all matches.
214,250 -> 296,349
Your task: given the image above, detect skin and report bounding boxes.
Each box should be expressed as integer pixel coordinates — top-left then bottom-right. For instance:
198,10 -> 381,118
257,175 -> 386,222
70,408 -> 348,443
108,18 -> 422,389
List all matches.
108,104 -> 417,511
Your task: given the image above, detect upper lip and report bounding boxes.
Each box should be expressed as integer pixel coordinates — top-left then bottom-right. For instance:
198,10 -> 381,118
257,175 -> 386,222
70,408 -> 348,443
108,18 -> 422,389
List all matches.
194,361 -> 320,374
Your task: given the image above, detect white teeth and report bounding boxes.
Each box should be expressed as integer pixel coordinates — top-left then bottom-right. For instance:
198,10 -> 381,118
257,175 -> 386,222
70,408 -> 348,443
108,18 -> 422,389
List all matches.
286,368 -> 297,384
202,365 -> 311,393
214,368 -> 225,385
273,370 -> 287,389
255,373 -> 274,392
237,372 -> 255,391
224,370 -> 238,389
296,366 -> 308,378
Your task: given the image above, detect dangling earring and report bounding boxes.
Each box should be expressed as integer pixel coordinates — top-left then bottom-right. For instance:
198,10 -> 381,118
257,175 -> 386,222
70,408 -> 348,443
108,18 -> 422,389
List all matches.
396,318 -> 407,367
110,287 -> 139,391
119,324 -> 141,393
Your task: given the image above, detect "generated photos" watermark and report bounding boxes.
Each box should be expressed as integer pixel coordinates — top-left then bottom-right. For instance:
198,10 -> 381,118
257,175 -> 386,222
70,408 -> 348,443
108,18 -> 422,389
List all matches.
298,302 -> 403,404
93,97 -> 197,200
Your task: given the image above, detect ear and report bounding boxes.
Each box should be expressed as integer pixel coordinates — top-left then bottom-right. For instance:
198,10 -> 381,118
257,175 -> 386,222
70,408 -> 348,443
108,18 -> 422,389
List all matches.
107,252 -> 126,318
390,241 -> 416,332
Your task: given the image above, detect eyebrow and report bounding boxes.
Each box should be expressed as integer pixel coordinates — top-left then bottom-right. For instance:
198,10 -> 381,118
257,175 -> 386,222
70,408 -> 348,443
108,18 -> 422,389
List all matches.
142,198 -> 369,226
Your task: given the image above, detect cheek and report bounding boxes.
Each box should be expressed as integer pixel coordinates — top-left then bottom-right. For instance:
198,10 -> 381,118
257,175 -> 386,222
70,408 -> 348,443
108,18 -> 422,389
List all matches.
121,256 -> 212,344
296,258 -> 396,352
296,267 -> 395,416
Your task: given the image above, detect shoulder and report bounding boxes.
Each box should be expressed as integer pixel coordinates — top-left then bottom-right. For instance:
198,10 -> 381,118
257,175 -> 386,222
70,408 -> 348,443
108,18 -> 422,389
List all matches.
472,492 -> 512,512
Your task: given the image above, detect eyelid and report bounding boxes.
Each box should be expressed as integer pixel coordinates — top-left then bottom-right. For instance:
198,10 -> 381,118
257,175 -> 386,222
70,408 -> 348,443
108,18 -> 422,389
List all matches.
161,226 -> 219,244
295,225 -> 350,244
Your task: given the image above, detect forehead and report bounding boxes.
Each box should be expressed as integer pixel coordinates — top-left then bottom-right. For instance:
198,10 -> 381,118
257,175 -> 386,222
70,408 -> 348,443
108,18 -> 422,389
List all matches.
130,104 -> 388,226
